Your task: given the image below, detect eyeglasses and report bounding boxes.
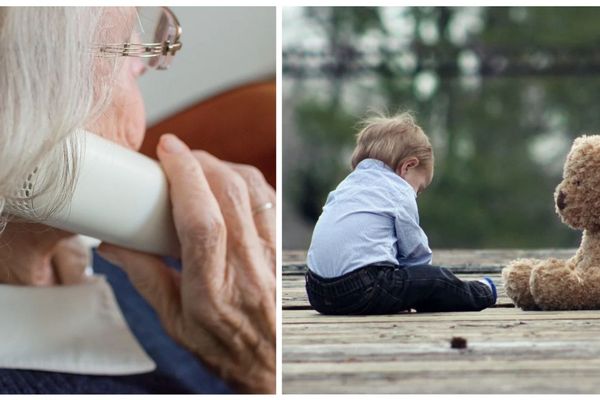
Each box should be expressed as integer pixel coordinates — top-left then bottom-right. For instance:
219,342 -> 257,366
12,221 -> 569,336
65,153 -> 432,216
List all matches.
94,7 -> 182,70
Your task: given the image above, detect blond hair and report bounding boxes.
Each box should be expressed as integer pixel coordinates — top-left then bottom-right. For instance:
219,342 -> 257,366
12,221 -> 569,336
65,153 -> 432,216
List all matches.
350,111 -> 433,172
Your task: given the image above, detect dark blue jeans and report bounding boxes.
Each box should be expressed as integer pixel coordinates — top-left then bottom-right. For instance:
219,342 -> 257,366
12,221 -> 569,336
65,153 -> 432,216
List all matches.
305,263 -> 495,315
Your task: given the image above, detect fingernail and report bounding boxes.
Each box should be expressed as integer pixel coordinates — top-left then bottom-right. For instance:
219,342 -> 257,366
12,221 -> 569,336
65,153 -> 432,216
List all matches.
160,134 -> 187,154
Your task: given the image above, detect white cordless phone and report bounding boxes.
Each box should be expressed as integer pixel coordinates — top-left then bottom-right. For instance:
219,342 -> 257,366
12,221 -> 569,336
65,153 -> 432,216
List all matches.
5,130 -> 179,257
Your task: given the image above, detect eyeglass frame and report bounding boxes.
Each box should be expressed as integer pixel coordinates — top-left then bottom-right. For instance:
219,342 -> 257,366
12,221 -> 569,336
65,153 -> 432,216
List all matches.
93,6 -> 182,70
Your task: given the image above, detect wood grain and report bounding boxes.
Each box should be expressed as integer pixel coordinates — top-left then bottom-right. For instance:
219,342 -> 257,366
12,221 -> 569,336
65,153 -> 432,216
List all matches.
141,80 -> 276,187
282,249 -> 600,394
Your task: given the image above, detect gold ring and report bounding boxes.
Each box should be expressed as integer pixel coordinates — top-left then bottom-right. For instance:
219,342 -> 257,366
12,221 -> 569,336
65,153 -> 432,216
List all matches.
252,202 -> 274,215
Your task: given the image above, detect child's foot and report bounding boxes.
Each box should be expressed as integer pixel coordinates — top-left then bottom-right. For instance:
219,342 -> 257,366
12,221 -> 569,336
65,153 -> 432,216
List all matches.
478,277 -> 497,303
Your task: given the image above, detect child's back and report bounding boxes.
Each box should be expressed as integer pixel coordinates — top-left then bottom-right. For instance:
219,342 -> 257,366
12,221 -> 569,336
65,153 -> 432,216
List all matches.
307,158 -> 431,278
304,111 -> 496,315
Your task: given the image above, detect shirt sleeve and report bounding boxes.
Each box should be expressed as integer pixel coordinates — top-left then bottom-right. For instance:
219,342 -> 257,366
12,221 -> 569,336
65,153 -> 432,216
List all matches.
394,202 -> 432,265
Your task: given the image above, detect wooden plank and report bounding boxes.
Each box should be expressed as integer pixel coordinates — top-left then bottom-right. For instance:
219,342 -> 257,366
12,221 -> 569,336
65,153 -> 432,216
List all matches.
283,370 -> 600,394
283,348 -> 600,393
283,308 -> 600,393
284,358 -> 600,375
281,249 -> 599,394
283,249 -> 578,266
283,308 -> 600,324
283,318 -> 600,345
284,341 -> 600,361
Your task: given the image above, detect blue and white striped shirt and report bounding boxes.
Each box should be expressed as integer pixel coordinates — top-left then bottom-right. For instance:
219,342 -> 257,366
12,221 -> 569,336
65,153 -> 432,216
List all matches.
307,158 -> 432,278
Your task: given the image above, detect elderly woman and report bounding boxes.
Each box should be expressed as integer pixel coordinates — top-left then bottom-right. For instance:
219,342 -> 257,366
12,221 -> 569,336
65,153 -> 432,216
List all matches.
0,7 -> 274,394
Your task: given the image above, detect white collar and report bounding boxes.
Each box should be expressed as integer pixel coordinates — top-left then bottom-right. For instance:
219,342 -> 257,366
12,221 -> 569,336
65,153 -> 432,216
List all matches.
0,274 -> 155,375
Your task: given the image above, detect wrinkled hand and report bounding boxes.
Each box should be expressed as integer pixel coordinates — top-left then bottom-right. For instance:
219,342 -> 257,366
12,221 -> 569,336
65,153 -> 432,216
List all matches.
0,223 -> 88,286
97,134 -> 275,394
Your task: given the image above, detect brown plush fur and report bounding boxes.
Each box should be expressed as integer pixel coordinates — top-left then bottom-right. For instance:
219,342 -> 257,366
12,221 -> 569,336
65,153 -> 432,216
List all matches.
503,135 -> 600,310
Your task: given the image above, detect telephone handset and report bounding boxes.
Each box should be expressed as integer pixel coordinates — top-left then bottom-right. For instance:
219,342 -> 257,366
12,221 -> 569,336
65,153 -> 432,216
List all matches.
4,129 -> 180,257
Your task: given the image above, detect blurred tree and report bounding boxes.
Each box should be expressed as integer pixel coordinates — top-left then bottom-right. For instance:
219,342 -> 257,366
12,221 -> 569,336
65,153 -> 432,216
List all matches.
284,6 -> 600,248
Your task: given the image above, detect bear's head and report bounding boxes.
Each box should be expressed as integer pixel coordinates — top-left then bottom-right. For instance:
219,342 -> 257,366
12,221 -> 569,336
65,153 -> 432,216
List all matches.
555,135 -> 600,232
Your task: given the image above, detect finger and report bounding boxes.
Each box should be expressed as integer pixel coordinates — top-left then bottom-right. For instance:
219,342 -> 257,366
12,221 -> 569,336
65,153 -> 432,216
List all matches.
224,163 -> 275,203
0,222 -> 61,286
192,151 -> 273,299
16,259 -> 57,286
191,151 -> 262,255
97,242 -> 183,339
156,134 -> 227,292
52,236 -> 89,285
225,162 -> 275,249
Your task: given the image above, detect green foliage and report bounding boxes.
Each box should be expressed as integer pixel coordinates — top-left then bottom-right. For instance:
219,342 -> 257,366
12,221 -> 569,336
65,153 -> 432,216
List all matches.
288,99 -> 357,221
293,100 -> 357,147
284,6 -> 600,248
305,7 -> 385,37
480,7 -> 600,47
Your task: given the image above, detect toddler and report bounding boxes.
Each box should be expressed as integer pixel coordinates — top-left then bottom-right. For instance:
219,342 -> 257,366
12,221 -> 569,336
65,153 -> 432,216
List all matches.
305,112 -> 496,314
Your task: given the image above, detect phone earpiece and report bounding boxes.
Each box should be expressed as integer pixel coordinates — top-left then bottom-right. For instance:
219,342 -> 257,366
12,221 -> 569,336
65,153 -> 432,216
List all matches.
5,129 -> 179,257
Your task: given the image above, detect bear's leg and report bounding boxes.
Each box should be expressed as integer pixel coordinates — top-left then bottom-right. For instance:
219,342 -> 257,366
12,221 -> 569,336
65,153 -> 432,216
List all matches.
530,258 -> 584,310
502,259 -> 540,310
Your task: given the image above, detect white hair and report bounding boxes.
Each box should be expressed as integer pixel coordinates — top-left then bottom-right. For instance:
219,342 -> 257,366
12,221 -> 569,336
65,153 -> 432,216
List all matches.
0,7 -> 132,226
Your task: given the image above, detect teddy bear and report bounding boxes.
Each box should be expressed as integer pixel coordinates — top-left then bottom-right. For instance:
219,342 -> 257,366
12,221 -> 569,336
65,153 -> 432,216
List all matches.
502,135 -> 600,310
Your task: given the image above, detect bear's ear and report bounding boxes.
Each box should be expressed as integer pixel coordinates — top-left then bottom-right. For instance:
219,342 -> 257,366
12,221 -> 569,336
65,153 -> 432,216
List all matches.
572,135 -> 589,149
569,134 -> 600,158
565,135 -> 600,178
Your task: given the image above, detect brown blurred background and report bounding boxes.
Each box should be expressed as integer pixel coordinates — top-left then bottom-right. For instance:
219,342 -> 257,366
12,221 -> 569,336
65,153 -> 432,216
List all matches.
140,79 -> 275,187
138,7 -> 275,188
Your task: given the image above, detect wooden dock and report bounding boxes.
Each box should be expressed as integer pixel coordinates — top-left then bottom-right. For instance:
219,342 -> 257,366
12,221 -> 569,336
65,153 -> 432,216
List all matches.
282,249 -> 600,394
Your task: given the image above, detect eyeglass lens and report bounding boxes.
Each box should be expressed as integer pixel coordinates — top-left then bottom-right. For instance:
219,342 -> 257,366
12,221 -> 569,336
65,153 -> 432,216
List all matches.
136,7 -> 177,70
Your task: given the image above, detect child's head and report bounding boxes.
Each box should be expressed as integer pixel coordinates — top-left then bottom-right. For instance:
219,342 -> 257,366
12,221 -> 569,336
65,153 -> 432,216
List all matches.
351,111 -> 434,195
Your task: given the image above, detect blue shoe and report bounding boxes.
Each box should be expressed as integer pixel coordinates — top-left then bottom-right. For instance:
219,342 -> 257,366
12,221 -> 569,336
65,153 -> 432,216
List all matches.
478,277 -> 497,303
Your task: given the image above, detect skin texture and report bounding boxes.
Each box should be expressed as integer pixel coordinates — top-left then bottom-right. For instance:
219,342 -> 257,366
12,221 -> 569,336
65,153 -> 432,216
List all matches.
97,135 -> 276,393
0,56 -> 146,286
503,135 -> 600,310
2,9 -> 276,389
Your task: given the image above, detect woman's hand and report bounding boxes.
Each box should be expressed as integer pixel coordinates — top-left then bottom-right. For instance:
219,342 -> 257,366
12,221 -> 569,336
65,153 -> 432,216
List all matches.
0,224 -> 89,286
97,134 -> 275,394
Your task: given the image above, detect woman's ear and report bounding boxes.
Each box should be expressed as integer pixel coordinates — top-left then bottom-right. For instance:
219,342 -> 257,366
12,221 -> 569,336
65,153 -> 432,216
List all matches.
396,157 -> 420,177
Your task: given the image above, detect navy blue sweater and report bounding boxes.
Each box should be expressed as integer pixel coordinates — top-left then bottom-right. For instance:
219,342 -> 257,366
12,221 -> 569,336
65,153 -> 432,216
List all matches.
0,251 -> 231,394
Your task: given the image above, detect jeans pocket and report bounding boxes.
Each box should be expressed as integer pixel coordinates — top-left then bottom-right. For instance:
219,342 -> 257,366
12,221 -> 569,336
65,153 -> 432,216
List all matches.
310,284 -> 380,315
354,285 -> 410,315
357,268 -> 409,314
340,285 -> 380,315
